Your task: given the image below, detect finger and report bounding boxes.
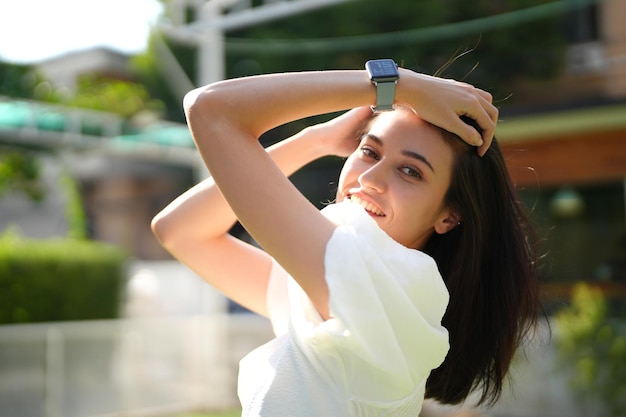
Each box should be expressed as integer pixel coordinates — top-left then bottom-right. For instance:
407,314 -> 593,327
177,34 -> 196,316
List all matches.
348,106 -> 375,118
457,107 -> 493,145
479,93 -> 499,122
446,111 -> 484,147
477,96 -> 498,156
467,96 -> 498,153
471,94 -> 498,124
355,105 -> 376,119
333,106 -> 373,126
349,106 -> 376,131
477,133 -> 492,157
478,109 -> 496,155
475,88 -> 493,104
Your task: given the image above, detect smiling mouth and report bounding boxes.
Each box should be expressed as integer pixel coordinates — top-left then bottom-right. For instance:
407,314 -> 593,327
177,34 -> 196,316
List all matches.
348,195 -> 386,216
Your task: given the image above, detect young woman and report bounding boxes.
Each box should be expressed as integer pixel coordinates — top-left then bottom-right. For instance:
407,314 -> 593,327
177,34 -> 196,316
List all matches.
151,62 -> 540,416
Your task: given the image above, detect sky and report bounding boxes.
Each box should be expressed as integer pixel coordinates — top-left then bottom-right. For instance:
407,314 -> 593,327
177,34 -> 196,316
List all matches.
0,0 -> 163,64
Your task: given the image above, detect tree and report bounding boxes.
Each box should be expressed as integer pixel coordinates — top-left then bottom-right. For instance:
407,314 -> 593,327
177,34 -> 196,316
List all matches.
0,63 -> 46,99
132,37 -> 196,123
556,283 -> 626,417
0,64 -> 165,201
65,74 -> 164,118
224,0 -> 566,98
0,151 -> 44,202
135,0 -> 567,117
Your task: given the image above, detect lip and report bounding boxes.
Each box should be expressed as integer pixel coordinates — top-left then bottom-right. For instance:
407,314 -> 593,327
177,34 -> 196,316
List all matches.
346,192 -> 386,217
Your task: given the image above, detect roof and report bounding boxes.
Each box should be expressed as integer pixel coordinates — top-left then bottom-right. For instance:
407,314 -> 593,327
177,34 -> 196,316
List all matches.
0,96 -> 197,165
2,96 -> 625,162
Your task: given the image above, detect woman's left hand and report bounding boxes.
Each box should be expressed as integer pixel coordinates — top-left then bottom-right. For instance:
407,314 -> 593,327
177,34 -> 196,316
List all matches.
398,70 -> 499,156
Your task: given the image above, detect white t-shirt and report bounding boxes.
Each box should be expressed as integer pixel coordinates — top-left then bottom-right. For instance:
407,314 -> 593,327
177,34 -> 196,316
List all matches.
238,201 -> 450,417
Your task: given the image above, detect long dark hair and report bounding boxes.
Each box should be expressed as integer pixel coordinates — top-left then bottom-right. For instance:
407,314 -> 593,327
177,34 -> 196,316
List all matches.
422,118 -> 541,405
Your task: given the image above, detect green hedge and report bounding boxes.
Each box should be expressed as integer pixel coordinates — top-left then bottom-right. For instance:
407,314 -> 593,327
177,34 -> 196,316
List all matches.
0,232 -> 127,324
555,283 -> 626,416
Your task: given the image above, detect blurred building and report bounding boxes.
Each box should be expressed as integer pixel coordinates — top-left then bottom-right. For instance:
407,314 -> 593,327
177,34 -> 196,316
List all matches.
0,47 -> 197,260
1,0 -> 625,284
496,0 -> 626,305
0,3 -> 624,415
35,47 -> 133,91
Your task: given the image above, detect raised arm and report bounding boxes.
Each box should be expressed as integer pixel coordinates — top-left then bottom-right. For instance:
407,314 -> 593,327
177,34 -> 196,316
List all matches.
158,67 -> 498,319
185,69 -> 497,154
151,106 -> 371,317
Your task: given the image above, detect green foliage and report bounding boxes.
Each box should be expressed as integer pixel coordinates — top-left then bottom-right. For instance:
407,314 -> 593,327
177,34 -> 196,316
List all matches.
555,283 -> 626,416
0,63 -> 43,99
225,0 -> 566,95
133,0 -> 569,121
63,74 -> 164,118
0,230 -> 127,324
132,37 -> 196,123
59,173 -> 87,240
0,60 -> 165,119
0,149 -> 45,201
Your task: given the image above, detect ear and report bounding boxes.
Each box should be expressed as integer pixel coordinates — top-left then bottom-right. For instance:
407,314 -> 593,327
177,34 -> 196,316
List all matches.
434,209 -> 462,235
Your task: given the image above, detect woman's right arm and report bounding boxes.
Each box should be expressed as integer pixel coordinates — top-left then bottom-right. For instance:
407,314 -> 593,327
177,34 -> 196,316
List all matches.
151,108 -> 370,317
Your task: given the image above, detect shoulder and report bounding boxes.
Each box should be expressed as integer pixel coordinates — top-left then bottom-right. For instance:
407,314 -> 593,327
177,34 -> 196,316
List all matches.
322,201 -> 447,301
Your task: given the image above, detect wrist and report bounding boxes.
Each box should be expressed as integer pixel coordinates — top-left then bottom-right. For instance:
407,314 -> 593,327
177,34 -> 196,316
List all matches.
394,68 -> 417,107
366,59 -> 399,112
295,125 -> 334,160
266,126 -> 328,177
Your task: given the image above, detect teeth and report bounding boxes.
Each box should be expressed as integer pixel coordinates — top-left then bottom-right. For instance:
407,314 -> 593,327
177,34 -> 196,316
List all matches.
349,195 -> 384,216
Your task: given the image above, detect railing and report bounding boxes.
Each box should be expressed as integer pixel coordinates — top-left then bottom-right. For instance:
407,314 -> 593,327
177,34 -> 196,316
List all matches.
0,96 -> 198,166
1,256 -> 615,417
0,96 -> 124,146
2,314 -> 616,417
0,315 -> 273,417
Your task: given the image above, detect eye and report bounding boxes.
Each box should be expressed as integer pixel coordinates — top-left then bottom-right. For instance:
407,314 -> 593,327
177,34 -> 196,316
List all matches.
360,146 -> 380,160
400,166 -> 423,179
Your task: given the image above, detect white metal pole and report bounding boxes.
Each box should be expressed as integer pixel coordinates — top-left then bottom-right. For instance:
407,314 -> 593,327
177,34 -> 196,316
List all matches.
187,0 -> 353,32
197,0 -> 241,86
192,0 -> 353,85
45,327 -> 64,417
198,31 -> 224,86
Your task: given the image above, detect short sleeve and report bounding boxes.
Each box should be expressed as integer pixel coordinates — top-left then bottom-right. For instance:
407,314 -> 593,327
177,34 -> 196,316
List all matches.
289,201 -> 450,403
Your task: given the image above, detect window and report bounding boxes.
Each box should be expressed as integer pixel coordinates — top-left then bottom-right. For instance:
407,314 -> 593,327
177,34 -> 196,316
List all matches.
563,0 -> 600,43
520,181 -> 626,314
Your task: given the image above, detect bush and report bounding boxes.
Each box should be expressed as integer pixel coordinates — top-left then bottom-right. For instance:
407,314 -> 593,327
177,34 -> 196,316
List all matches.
0,231 -> 127,324
555,282 -> 626,417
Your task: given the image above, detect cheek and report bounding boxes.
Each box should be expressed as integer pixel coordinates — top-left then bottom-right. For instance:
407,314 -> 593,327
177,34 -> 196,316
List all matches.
396,191 -> 443,228
335,166 -> 350,200
337,157 -> 358,192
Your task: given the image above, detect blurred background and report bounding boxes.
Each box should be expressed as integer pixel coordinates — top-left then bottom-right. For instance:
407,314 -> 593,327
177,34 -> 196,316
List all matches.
0,0 -> 625,416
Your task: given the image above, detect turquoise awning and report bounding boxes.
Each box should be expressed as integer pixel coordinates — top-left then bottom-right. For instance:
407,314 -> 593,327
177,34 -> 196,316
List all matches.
0,98 -> 194,149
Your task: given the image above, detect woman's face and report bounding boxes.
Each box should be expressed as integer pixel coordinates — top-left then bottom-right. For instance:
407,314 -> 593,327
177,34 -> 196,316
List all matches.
336,109 -> 459,249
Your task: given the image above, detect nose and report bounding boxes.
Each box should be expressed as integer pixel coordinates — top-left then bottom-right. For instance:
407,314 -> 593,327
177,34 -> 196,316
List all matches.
358,162 -> 388,193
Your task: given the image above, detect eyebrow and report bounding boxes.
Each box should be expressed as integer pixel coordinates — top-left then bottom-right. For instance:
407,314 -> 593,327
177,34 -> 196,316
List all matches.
363,133 -> 435,173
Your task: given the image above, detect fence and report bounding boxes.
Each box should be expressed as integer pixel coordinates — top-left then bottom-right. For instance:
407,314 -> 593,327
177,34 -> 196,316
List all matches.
0,315 -> 593,417
0,256 -> 607,417
0,96 -> 197,166
0,314 -> 273,417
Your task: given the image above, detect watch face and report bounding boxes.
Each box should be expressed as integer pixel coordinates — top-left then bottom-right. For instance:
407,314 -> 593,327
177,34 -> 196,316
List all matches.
366,59 -> 399,80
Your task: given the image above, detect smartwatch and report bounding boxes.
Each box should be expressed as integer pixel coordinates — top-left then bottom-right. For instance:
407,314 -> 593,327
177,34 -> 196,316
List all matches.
365,59 -> 399,112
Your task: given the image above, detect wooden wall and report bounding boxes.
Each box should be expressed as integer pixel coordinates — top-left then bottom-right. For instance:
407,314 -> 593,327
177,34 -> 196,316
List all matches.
501,128 -> 626,187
